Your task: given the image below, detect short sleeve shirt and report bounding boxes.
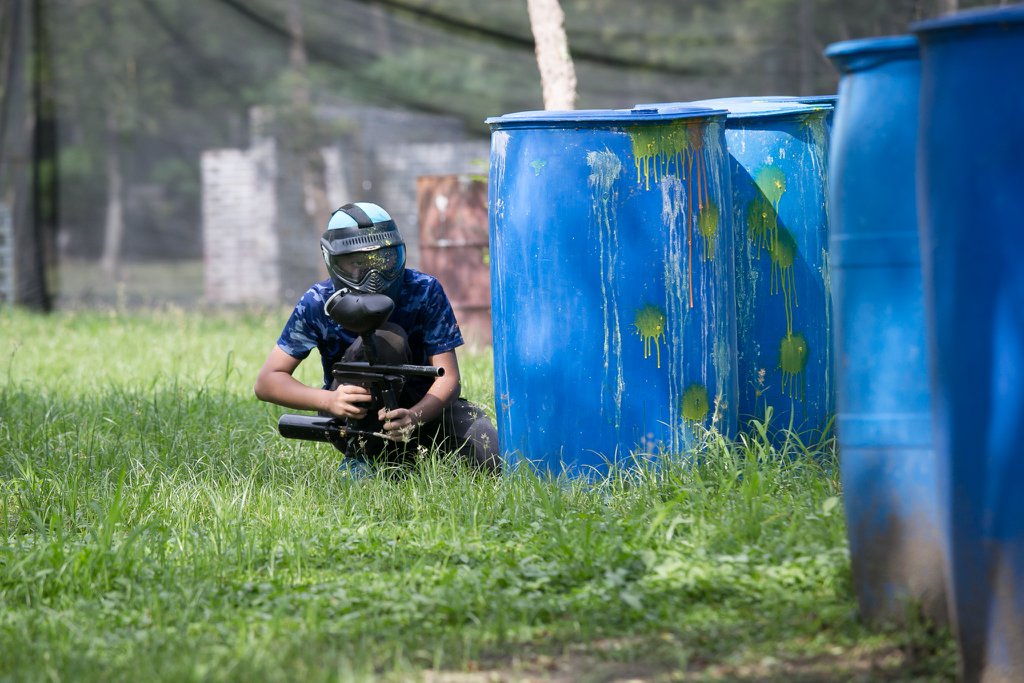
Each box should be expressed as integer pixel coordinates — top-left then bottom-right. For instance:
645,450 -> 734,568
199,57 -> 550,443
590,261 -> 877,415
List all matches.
276,269 -> 464,389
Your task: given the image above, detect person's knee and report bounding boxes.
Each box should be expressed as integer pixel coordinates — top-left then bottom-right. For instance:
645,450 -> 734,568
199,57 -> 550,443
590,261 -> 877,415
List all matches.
420,400 -> 500,474
460,413 -> 502,475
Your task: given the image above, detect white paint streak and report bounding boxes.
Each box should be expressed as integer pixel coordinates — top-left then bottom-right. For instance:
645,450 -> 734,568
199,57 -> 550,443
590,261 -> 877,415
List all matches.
705,126 -> 734,415
587,149 -> 624,434
661,173 -> 687,453
489,129 -> 512,439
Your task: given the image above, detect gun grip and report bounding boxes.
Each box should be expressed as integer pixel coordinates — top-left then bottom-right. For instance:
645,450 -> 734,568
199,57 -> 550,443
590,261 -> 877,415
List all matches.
377,378 -> 400,413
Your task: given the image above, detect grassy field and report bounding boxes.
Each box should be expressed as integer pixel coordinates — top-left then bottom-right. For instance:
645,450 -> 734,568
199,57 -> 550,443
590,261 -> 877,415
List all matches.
0,307 -> 955,682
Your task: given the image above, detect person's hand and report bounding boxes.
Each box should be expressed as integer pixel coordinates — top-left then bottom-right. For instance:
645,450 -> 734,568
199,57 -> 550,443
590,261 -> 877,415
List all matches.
325,384 -> 373,419
379,407 -> 418,442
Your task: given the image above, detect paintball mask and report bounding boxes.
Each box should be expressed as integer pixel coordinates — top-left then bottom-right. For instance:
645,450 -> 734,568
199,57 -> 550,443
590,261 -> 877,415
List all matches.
320,202 -> 406,297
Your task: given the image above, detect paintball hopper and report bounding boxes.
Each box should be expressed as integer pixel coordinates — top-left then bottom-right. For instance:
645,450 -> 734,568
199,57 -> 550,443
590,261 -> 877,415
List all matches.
324,291 -> 395,333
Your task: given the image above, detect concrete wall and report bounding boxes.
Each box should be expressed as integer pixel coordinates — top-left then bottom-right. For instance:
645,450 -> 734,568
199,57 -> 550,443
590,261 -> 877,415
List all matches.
201,105 -> 489,306
201,141 -> 279,306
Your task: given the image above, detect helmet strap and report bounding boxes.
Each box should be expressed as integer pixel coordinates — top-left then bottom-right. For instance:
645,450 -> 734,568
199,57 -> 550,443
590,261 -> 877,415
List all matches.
339,203 -> 374,228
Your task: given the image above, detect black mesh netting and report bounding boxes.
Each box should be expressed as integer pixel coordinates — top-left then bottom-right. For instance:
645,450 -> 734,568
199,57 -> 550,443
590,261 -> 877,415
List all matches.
0,0 -> 991,308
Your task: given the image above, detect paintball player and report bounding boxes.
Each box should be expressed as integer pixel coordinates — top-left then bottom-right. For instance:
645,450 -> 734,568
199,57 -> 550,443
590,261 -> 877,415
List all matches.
254,202 -> 501,475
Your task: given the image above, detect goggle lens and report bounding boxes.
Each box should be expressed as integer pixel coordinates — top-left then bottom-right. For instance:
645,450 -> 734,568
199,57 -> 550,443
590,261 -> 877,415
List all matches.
328,245 -> 405,285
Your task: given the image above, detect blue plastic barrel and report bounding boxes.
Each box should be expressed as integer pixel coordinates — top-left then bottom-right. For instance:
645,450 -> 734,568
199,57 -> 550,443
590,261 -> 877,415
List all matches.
691,98 -> 835,440
914,7 -> 1024,681
486,106 -> 738,475
825,35 -> 947,626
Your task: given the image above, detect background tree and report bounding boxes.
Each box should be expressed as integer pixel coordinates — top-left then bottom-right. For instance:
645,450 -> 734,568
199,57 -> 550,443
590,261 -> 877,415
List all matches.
527,0 -> 578,110
285,0 -> 332,259
0,0 -> 56,310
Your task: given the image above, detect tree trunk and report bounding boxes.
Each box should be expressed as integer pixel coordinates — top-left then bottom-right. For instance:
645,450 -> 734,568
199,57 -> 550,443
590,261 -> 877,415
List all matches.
0,0 -> 23,162
938,0 -> 958,14
798,0 -> 815,95
31,0 -> 58,308
526,0 -> 577,110
7,0 -> 55,310
286,0 -> 309,96
286,0 -> 331,278
99,115 -> 124,277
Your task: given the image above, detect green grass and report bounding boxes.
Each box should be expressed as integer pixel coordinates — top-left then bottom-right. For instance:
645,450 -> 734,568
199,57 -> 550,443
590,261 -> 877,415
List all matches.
56,259 -> 205,309
0,307 -> 956,682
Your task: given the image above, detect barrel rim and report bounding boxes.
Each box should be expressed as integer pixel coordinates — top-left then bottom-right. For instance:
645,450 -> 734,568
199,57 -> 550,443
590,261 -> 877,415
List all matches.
485,105 -> 727,128
824,35 -> 919,73
752,95 -> 838,106
684,97 -> 831,120
911,5 -> 1024,35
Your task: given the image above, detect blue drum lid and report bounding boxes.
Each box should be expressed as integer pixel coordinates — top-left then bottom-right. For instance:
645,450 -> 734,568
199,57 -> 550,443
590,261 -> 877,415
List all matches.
485,105 -> 725,129
825,35 -> 919,73
683,97 -> 829,120
750,95 -> 838,106
912,4 -> 1024,35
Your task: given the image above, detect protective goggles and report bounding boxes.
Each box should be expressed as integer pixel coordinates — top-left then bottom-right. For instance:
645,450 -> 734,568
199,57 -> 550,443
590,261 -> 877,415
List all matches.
326,244 -> 406,290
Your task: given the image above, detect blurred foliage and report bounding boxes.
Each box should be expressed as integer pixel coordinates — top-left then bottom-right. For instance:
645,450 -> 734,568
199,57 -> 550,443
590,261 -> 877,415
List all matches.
42,0 -> 994,145
4,0 -> 997,265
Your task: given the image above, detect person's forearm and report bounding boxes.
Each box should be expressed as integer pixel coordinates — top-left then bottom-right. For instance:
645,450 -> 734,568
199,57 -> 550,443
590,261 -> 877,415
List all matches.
255,371 -> 331,413
410,376 -> 460,424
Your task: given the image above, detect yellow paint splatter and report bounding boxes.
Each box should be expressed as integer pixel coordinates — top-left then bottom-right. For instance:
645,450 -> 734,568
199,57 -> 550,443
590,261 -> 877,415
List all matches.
629,123 -> 692,191
756,165 -> 786,207
633,304 -> 666,368
769,226 -> 799,334
681,383 -> 710,423
697,200 -> 719,262
746,194 -> 775,258
800,111 -> 828,159
779,331 -> 809,401
748,165 -> 787,259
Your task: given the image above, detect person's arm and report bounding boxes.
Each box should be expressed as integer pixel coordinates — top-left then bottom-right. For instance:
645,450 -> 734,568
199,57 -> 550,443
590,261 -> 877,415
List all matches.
379,349 -> 461,439
254,345 -> 373,419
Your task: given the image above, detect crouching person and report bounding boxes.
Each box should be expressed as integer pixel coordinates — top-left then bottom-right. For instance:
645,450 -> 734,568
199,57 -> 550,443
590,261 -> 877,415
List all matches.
254,202 -> 501,475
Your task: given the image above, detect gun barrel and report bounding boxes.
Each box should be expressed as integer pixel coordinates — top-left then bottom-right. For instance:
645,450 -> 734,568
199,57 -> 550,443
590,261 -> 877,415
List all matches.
278,414 -> 345,442
332,361 -> 444,379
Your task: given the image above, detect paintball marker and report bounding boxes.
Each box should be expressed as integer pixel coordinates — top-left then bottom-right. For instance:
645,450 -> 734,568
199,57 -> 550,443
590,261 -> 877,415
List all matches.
276,292 -> 444,449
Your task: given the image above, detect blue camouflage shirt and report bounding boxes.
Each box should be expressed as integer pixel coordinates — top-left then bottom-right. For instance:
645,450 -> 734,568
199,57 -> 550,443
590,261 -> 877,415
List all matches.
277,269 -> 464,390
